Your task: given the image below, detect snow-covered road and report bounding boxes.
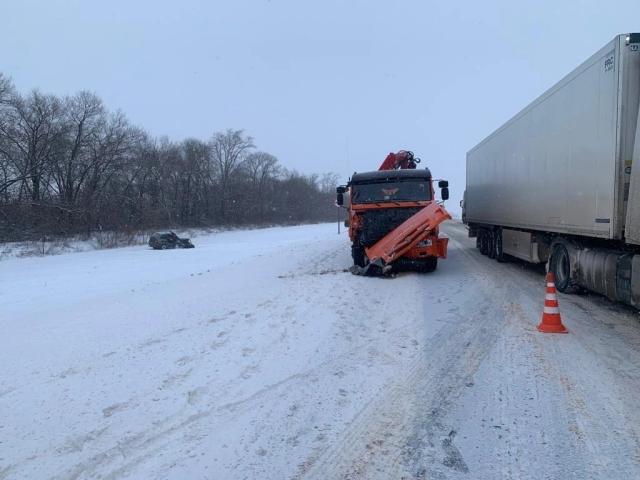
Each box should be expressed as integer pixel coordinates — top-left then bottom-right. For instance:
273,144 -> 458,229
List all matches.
2,221 -> 640,479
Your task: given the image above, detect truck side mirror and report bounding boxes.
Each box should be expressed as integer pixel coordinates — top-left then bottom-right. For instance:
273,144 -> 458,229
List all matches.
438,180 -> 449,188
441,187 -> 449,201
336,186 -> 347,194
336,192 -> 344,206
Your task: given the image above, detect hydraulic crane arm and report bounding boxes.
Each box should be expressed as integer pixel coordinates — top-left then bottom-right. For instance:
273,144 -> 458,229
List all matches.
378,150 -> 420,170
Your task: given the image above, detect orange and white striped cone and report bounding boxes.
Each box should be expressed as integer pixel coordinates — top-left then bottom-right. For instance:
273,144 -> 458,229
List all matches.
537,272 -> 568,334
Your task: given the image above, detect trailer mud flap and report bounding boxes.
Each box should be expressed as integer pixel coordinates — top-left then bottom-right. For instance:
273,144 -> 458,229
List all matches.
616,254 -> 633,305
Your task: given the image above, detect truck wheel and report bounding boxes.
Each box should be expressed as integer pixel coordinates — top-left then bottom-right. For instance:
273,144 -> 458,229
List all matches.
549,244 -> 576,293
352,244 -> 366,267
494,229 -> 505,262
479,232 -> 488,255
487,231 -> 496,259
420,256 -> 438,273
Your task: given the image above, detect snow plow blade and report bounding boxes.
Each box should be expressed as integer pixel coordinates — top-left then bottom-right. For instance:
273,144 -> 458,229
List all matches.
360,203 -> 451,275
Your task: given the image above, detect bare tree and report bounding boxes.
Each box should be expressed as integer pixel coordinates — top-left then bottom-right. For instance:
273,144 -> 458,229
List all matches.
180,138 -> 210,222
0,73 -> 13,104
83,112 -> 138,209
209,129 -> 254,221
243,151 -> 280,222
52,91 -> 105,205
0,90 -> 64,201
0,74 -> 339,242
319,172 -> 340,194
0,74 -> 17,196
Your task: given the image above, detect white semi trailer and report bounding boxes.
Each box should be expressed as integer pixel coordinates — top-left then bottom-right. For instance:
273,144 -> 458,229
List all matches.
464,33 -> 640,307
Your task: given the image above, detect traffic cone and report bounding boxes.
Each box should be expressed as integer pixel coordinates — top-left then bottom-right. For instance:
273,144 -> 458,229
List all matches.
537,272 -> 568,334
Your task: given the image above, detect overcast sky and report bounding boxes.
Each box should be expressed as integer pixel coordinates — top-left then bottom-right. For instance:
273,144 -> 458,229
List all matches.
2,0 -> 639,213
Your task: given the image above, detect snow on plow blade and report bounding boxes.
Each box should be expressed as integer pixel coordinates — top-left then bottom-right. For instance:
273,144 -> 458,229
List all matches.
357,203 -> 451,276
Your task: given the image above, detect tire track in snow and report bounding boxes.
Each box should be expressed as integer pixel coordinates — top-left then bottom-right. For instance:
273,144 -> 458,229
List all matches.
446,222 -> 640,478
297,247 -> 507,479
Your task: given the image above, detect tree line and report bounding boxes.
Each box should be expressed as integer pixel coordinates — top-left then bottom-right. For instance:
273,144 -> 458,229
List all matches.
0,73 -> 339,242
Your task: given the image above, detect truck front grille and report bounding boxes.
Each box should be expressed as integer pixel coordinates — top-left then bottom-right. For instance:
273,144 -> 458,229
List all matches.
358,207 -> 422,247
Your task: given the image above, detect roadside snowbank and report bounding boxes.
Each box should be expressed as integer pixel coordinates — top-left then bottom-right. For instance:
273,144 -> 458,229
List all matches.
0,222 -> 334,260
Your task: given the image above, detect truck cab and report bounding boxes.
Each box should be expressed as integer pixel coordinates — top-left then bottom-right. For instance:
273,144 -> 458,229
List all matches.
337,169 -> 449,272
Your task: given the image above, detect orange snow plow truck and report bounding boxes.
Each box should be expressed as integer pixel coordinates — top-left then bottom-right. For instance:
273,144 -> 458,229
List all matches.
336,150 -> 451,275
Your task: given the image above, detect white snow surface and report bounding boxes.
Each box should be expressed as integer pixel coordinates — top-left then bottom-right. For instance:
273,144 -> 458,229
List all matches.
2,222 -> 640,479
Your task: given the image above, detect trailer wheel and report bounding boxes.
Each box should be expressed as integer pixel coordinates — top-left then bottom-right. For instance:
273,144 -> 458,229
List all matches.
420,256 -> 438,273
479,231 -> 488,255
487,231 -> 496,259
549,244 -> 576,293
351,244 -> 366,267
494,229 -> 505,262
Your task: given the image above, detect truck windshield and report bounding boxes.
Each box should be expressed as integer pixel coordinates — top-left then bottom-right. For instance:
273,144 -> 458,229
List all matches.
351,180 -> 431,204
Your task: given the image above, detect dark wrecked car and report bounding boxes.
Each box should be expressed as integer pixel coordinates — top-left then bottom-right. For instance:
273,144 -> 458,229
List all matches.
148,231 -> 194,250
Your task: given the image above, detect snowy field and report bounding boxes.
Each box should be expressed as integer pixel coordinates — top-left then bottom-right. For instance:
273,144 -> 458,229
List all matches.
2,221 -> 640,479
